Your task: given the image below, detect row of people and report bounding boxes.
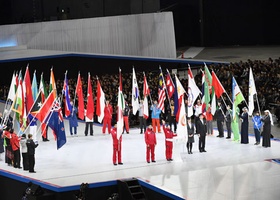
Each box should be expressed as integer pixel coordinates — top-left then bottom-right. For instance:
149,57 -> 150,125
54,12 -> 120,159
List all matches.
0,127 -> 38,173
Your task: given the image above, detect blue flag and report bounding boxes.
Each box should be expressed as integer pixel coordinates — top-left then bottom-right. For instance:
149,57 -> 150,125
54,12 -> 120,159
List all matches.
45,99 -> 67,149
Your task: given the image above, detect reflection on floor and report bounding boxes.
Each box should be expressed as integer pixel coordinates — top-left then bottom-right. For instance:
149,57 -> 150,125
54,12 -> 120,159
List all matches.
1,121 -> 280,200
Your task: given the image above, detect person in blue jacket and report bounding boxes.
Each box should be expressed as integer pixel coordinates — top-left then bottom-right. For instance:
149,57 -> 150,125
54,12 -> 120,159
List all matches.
252,111 -> 262,145
150,101 -> 162,133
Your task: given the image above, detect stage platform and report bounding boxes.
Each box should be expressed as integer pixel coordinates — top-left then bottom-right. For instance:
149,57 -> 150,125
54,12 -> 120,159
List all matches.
1,120 -> 280,200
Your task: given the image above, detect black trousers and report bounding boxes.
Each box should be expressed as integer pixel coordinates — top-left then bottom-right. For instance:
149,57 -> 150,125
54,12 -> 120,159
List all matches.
22,152 -> 29,170
28,154 -> 35,172
139,117 -> 147,133
85,122 -> 93,136
13,149 -> 21,168
217,120 -> 224,136
186,143 -> 193,152
198,136 -> 206,151
226,121 -> 231,138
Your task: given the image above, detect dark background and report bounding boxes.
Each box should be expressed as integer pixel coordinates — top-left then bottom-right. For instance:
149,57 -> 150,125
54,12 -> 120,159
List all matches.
1,0 -> 280,47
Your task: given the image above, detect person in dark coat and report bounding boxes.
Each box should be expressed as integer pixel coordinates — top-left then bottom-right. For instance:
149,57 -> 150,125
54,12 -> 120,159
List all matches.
215,101 -> 225,138
68,101 -> 78,136
240,107 -> 249,144
261,110 -> 273,148
186,117 -> 195,154
196,114 -> 207,153
26,134 -> 39,173
225,105 -> 232,139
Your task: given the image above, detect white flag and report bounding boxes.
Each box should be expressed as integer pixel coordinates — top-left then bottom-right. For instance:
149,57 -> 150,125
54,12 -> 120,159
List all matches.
176,96 -> 187,144
248,67 -> 257,116
132,68 -> 140,115
187,68 -> 201,117
7,72 -> 17,102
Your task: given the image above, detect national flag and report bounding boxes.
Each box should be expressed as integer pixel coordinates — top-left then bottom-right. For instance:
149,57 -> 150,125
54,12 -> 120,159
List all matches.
204,64 -> 212,111
44,98 -> 66,149
7,72 -> 17,102
31,70 -> 38,101
232,77 -> 245,120
11,75 -> 25,123
49,68 -> 57,98
86,73 -> 94,120
175,74 -> 186,121
39,73 -> 49,139
187,67 -> 201,117
36,90 -> 56,123
211,93 -> 217,115
173,75 -> 179,117
23,66 -> 34,114
143,73 -> 149,119
117,69 -> 125,139
212,71 -> 225,99
75,73 -> 85,120
158,70 -> 166,112
176,96 -> 187,141
96,77 -> 105,123
30,90 -> 43,114
166,69 -> 175,98
39,73 -> 48,101
132,68 -> 140,115
248,67 -> 257,116
63,72 -> 73,117
143,73 -> 150,96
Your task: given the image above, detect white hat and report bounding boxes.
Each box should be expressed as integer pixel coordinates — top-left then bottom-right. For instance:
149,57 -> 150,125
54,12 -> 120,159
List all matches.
264,110 -> 269,113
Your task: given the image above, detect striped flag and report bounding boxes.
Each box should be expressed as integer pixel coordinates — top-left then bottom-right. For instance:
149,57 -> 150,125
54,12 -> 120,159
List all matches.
49,68 -> 57,98
143,73 -> 150,119
158,70 -> 166,112
232,77 -> 245,120
7,72 -> 17,102
212,70 -> 225,98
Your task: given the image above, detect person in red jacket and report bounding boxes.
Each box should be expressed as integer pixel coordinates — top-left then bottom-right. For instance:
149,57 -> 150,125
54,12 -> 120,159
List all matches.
103,100 -> 113,134
111,124 -> 123,165
162,120 -> 177,161
10,128 -> 22,169
144,125 -> 157,163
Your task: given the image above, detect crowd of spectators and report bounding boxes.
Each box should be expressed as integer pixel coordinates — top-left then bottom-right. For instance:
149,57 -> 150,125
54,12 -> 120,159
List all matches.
0,58 -> 279,125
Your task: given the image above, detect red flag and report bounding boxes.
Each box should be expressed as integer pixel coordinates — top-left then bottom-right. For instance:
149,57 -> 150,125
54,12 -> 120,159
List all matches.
86,73 -> 94,120
23,66 -> 34,114
143,74 -> 150,96
212,71 -> 225,98
36,90 -> 55,123
166,70 -> 175,98
75,73 -> 85,120
96,78 -> 105,123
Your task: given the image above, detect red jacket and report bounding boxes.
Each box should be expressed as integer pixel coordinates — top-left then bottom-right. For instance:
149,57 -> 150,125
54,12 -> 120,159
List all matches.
10,133 -> 20,151
111,127 -> 122,145
145,128 -> 157,145
104,104 -> 113,119
163,126 -> 177,140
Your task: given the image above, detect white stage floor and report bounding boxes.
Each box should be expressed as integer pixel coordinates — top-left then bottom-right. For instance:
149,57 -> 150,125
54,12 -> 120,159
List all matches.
1,120 -> 280,200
